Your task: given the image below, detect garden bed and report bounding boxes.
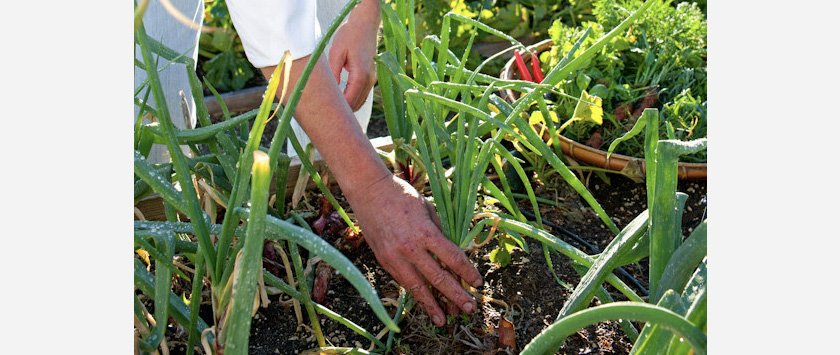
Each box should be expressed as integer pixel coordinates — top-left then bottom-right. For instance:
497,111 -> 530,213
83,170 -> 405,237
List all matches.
135,2 -> 707,353
137,64 -> 707,355
150,143 -> 706,354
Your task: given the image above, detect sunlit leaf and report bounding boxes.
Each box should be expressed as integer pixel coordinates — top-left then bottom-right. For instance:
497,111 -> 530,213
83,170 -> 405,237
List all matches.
528,110 -> 560,126
136,248 -> 151,269
572,90 -> 603,125
558,90 -> 603,133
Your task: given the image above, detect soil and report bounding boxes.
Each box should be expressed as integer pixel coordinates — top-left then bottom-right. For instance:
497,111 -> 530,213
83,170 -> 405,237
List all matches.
151,133 -> 706,354
150,83 -> 707,355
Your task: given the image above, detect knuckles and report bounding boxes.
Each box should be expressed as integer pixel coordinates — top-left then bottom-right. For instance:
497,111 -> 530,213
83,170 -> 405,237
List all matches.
428,268 -> 452,289
396,238 -> 418,256
406,283 -> 424,297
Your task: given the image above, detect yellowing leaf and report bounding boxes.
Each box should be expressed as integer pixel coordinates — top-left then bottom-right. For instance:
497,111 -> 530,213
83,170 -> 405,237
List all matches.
559,90 -> 604,133
136,248 -> 151,270
528,111 -> 560,126
573,90 -> 603,125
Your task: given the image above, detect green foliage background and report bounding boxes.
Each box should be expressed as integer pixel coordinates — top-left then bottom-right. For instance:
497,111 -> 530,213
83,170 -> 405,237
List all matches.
541,0 -> 707,162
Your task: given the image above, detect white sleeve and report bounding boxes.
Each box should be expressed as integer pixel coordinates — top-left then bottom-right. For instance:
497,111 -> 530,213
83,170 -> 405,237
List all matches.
226,0 -> 320,68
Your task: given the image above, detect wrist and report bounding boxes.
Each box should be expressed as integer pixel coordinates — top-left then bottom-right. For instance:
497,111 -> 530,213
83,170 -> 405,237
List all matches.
342,170 -> 394,206
347,0 -> 381,31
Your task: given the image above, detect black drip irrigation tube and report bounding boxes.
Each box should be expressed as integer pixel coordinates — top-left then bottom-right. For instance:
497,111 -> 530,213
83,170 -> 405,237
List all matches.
519,209 -> 649,297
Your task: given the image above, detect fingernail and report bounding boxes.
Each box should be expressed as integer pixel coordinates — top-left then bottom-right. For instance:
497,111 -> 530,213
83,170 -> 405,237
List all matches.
463,302 -> 475,313
472,278 -> 483,288
433,315 -> 443,326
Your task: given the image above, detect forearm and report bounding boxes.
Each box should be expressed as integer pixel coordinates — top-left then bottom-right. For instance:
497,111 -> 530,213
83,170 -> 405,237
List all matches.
282,0 -> 384,198
261,56 -> 390,203
346,0 -> 380,30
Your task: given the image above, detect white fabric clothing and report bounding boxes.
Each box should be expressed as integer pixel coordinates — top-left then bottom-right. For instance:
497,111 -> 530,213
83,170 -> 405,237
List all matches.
226,0 -> 373,159
135,0 -> 373,163
226,0 -> 320,66
134,0 -> 204,164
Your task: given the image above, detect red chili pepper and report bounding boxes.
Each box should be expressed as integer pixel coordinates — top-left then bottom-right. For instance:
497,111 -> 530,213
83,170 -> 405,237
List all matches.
530,52 -> 545,83
514,51 -> 533,82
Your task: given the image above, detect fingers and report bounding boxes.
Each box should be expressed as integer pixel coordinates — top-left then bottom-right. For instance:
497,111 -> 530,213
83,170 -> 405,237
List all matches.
343,62 -> 374,111
329,54 -> 369,111
343,72 -> 363,111
423,231 -> 483,289
409,246 -> 478,316
386,261 -> 447,327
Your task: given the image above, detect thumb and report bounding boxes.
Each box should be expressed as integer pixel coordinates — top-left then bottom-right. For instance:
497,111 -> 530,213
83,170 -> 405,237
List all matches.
328,49 -> 345,84
343,66 -> 366,111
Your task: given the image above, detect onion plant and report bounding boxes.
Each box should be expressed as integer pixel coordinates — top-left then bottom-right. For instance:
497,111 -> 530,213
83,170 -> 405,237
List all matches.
374,0 -> 645,329
378,2 -> 707,352
376,0 -> 650,248
519,109 -> 708,354
133,1 -> 398,354
388,0 -> 661,240
375,1 -> 658,304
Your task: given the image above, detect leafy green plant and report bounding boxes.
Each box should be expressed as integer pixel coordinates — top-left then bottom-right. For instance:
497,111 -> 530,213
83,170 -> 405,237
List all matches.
518,109 -> 708,354
407,0 -> 598,77
536,0 -> 706,162
198,0 -> 256,92
133,1 -> 398,353
416,0 -> 566,44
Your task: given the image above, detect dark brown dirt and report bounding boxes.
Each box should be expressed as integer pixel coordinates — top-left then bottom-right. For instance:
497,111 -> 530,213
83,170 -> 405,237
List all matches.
155,166 -> 705,355
156,85 -> 707,355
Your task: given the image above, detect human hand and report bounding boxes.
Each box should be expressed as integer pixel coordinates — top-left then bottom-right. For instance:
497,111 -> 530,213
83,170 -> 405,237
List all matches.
328,0 -> 380,111
345,174 -> 483,327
